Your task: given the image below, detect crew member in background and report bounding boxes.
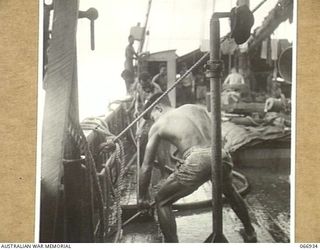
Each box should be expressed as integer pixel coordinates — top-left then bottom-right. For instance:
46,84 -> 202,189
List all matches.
124,35 -> 139,75
134,72 -> 162,117
177,63 -> 195,106
133,72 -> 163,164
152,64 -> 168,92
222,67 -> 246,104
223,67 -> 245,86
194,68 -> 207,105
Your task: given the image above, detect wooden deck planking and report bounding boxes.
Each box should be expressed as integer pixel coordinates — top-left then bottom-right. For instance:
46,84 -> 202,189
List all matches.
176,207 -> 245,243
175,202 -> 278,243
246,195 -> 290,242
120,220 -> 162,243
120,167 -> 138,206
119,163 -> 290,243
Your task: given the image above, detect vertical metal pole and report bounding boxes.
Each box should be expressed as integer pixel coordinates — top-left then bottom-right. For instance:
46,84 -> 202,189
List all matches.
136,124 -> 140,204
138,0 -> 152,54
90,20 -> 95,50
209,15 -> 224,243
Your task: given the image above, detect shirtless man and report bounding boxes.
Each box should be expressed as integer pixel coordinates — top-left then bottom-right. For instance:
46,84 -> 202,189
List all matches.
223,67 -> 245,86
124,35 -> 139,74
133,72 -> 164,165
138,93 -> 257,243
152,64 -> 168,92
134,72 -> 162,117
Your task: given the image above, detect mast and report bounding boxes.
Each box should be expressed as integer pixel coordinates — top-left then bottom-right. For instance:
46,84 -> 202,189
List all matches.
138,0 -> 152,54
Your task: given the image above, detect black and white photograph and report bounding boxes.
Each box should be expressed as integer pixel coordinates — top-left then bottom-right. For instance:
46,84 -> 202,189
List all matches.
38,0 -> 295,243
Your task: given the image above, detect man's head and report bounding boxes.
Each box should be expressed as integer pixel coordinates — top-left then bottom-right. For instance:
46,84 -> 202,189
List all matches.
128,35 -> 135,44
159,64 -> 167,75
143,92 -> 171,120
181,63 -> 188,72
231,67 -> 237,74
138,72 -> 152,90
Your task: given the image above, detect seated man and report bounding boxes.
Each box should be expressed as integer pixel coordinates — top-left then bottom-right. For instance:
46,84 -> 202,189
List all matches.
139,93 -> 257,243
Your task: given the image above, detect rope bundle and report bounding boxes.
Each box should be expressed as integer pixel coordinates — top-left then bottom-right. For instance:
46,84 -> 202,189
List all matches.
80,117 -> 126,242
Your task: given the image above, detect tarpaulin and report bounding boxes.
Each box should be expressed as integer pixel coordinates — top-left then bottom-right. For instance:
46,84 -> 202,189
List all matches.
222,121 -> 290,153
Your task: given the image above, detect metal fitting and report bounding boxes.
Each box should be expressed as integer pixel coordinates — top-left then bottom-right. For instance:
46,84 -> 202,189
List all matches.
205,60 -> 224,78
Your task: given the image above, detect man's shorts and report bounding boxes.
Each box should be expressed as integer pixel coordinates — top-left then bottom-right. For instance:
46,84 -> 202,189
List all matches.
170,146 -> 233,188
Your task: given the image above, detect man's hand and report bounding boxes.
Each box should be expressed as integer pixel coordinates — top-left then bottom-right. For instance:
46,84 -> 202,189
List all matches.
138,197 -> 153,216
138,198 -> 150,209
264,97 -> 275,112
136,128 -> 142,139
136,122 -> 143,139
134,110 -> 139,118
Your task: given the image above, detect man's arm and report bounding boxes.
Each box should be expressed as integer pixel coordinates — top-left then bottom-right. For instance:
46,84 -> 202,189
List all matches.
139,127 -> 161,201
190,73 -> 195,93
136,118 -> 146,138
151,74 -> 160,85
134,90 -> 141,117
126,45 -> 139,60
130,46 -> 140,60
133,50 -> 139,59
153,82 -> 162,93
223,75 -> 230,85
240,75 -> 245,84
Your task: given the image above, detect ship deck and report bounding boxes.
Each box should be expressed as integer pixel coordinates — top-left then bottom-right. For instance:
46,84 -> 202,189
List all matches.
119,161 -> 290,243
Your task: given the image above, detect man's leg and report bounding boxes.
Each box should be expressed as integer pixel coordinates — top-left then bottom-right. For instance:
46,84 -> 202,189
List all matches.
138,120 -> 152,166
222,172 -> 257,242
155,176 -> 196,242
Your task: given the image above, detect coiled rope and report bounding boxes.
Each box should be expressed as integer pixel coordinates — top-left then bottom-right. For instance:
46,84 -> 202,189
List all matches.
81,116 -> 126,242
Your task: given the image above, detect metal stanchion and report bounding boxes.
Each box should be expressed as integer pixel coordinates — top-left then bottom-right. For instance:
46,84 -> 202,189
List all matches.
207,12 -> 230,243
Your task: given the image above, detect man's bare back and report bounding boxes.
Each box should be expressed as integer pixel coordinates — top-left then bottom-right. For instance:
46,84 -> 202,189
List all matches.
139,94 -> 256,243
149,104 -> 211,154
